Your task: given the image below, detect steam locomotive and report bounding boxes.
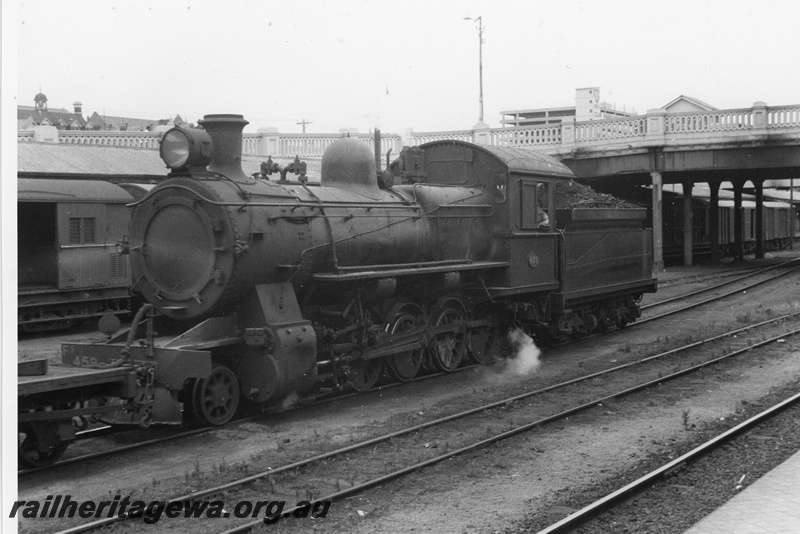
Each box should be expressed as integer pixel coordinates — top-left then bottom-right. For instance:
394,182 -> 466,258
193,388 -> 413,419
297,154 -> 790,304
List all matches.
19,114 -> 657,466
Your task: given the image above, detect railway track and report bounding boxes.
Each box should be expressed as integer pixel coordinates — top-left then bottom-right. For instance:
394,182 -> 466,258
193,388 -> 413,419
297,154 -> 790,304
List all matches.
18,358 -> 483,477
640,257 -> 800,318
647,257 -> 800,301
535,390 -> 800,534
41,311 -> 800,533
22,259 -> 799,478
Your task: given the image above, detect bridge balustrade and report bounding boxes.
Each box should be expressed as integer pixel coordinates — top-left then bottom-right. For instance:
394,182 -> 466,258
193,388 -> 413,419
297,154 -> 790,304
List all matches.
488,125 -> 561,147
261,134 -> 404,159
410,130 -> 473,146
767,105 -> 800,128
242,135 -> 260,155
17,103 -> 800,160
666,109 -> 753,133
56,131 -> 162,149
572,117 -> 647,142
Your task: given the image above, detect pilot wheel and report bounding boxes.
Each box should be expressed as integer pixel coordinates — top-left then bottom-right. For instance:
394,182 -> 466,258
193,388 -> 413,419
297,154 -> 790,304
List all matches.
18,423 -> 70,468
192,364 -> 240,426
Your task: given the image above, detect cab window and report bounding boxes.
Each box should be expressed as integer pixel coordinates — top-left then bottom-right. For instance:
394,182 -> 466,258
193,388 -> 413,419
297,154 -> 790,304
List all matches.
492,172 -> 507,203
520,181 -> 550,229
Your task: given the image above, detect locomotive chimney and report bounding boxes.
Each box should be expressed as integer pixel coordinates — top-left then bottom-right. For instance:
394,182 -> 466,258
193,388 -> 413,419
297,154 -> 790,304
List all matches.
198,114 -> 251,183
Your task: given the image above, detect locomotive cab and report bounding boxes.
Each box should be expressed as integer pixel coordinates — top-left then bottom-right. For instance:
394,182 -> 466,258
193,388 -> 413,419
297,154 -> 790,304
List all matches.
392,141 -> 573,295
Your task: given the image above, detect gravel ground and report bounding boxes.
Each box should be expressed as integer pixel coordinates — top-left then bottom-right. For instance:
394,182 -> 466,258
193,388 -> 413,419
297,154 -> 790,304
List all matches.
16,251 -> 800,534
510,381 -> 800,534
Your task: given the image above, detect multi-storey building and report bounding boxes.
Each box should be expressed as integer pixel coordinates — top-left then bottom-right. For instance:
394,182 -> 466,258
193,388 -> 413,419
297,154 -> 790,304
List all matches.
500,87 -> 636,127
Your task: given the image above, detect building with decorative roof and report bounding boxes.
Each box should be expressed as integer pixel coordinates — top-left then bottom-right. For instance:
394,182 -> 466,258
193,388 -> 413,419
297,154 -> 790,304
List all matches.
86,112 -> 186,132
18,92 -> 183,132
661,95 -> 718,113
17,98 -> 88,130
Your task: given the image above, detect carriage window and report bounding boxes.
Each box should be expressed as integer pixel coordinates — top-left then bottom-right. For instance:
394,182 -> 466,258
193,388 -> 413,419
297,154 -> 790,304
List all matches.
69,217 -> 96,244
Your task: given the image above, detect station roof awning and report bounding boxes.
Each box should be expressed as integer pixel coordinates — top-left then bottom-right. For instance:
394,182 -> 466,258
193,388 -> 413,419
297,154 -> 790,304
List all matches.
18,178 -> 134,203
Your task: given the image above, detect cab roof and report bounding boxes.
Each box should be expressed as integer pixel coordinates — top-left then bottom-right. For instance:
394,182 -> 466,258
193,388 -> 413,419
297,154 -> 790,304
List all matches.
420,140 -> 575,179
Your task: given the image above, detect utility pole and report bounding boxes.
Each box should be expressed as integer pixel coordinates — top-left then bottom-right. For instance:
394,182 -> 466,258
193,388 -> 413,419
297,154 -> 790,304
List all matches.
297,119 -> 312,133
464,16 -> 484,123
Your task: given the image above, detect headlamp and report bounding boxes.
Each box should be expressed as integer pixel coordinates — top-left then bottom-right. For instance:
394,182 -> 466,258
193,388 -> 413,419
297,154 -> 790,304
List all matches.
160,127 -> 213,171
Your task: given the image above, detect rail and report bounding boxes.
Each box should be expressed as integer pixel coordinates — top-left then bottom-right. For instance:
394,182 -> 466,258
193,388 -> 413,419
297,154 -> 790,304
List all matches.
538,377 -> 800,534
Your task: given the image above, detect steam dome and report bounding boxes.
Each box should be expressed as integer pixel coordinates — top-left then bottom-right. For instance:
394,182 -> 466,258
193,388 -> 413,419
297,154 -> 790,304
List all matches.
320,138 -> 377,191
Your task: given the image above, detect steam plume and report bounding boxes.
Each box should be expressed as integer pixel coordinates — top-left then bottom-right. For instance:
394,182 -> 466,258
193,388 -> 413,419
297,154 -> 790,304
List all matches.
281,391 -> 300,410
505,328 -> 542,376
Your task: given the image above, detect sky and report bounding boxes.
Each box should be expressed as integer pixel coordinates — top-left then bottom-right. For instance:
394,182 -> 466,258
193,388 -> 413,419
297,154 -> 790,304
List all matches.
10,0 -> 800,134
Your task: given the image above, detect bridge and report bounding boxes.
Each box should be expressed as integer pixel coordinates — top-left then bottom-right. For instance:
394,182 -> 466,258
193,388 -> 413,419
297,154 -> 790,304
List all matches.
19,102 -> 800,270
544,102 -> 800,269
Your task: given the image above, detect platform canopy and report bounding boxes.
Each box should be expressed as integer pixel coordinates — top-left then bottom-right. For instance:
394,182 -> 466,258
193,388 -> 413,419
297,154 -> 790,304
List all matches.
18,178 -> 134,203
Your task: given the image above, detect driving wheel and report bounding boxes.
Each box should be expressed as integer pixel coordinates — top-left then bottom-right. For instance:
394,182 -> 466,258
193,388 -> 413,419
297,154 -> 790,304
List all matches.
430,306 -> 466,372
386,312 -> 423,381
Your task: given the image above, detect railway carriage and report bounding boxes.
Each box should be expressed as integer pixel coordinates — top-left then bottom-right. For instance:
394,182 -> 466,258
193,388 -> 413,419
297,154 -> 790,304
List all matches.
18,114 -> 657,466
662,195 -> 793,262
17,179 -> 134,331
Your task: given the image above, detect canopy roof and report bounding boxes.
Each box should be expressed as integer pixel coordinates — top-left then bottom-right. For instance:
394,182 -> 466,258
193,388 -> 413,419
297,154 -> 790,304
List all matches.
18,178 -> 134,203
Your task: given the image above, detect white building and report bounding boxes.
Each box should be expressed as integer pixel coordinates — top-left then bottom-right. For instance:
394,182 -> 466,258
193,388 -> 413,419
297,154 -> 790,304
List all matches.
500,87 -> 636,127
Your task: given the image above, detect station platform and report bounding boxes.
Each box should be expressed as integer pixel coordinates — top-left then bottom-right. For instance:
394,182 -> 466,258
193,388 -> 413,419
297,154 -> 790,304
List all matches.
683,450 -> 800,533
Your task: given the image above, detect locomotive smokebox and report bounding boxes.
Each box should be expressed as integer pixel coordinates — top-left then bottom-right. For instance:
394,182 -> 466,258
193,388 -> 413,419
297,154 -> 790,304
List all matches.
198,114 -> 250,183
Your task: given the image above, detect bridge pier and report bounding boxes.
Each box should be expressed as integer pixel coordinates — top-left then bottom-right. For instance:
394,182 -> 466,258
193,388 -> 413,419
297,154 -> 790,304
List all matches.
682,179 -> 694,266
651,171 -> 664,272
709,180 -> 721,264
792,178 -> 796,251
754,179 -> 765,259
733,181 -> 745,262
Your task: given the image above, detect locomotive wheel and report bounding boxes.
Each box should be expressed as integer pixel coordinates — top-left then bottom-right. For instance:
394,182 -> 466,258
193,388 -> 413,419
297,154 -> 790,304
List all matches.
468,327 -> 499,365
192,364 -> 240,426
349,359 -> 383,392
386,312 -> 423,381
466,306 -> 500,364
18,426 -> 69,468
430,307 -> 466,372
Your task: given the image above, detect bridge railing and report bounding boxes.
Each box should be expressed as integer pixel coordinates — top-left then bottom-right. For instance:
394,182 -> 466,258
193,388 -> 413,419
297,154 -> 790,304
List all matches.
18,103 -> 800,159
766,105 -> 800,128
243,131 -> 405,159
665,108 -> 754,133
487,125 -> 561,148
58,130 -> 163,149
409,130 -> 473,146
572,116 -> 647,142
